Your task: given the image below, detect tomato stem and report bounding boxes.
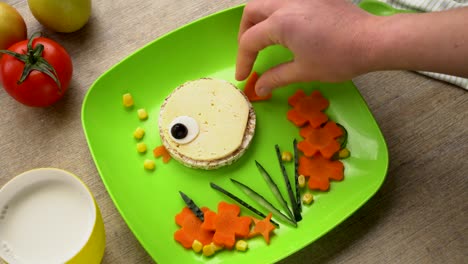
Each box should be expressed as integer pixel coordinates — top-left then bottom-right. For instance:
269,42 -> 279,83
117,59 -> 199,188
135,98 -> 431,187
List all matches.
0,32 -> 62,92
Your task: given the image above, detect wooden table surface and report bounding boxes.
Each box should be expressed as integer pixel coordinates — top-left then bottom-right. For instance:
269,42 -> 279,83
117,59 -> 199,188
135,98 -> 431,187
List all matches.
1,1 -> 467,263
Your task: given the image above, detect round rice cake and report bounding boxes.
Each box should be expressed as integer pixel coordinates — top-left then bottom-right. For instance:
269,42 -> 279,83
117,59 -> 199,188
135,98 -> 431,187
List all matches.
158,78 -> 256,170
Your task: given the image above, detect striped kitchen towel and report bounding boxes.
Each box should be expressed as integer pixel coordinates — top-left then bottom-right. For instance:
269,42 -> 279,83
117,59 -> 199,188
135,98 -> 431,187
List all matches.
353,0 -> 468,90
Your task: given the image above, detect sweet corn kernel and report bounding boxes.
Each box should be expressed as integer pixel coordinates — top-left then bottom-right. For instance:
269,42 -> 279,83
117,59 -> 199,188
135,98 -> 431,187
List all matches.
210,242 -> 223,252
298,175 -> 306,188
281,151 -> 293,162
338,148 -> 350,159
235,240 -> 248,252
202,244 -> 216,257
122,93 -> 134,107
192,240 -> 203,253
137,108 -> 148,120
137,142 -> 147,153
144,159 -> 155,170
302,193 -> 314,205
133,127 -> 145,140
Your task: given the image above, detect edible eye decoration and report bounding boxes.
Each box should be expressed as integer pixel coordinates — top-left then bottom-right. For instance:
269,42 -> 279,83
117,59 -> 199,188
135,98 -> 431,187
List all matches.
168,116 -> 199,144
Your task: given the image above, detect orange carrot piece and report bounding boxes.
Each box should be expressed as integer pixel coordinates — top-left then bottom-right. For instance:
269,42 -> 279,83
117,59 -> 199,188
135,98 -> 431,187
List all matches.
153,145 -> 171,163
307,173 -> 330,191
298,155 -> 344,191
299,90 -> 330,111
174,207 -> 214,248
201,201 -> 252,249
300,121 -> 343,139
288,89 -> 307,107
249,213 -> 276,244
290,109 -> 328,128
298,121 -> 343,159
286,109 -> 309,127
287,90 -> 329,128
243,72 -> 272,102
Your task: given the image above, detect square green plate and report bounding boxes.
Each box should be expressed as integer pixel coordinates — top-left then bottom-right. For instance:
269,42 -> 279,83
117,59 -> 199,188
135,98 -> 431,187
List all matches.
82,5 -> 388,264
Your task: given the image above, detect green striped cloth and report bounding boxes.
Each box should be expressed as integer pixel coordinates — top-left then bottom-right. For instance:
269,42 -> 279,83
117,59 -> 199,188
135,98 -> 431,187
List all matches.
353,0 -> 468,90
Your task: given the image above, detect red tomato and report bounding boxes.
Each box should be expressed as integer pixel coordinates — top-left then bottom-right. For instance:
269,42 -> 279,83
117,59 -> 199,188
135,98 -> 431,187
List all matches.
0,35 -> 72,107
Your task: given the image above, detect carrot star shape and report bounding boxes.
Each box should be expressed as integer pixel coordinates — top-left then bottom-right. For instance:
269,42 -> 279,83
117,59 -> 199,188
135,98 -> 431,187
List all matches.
153,145 -> 171,163
249,213 -> 276,244
298,154 -> 344,191
174,207 -> 214,248
298,121 -> 343,159
287,90 -> 329,128
201,201 -> 252,249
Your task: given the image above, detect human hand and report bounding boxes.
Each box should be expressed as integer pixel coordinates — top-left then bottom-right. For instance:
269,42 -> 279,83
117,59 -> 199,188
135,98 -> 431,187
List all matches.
235,0 -> 377,96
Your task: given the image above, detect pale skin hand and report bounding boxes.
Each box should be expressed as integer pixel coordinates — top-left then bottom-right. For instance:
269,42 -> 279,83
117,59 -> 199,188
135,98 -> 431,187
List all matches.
236,0 -> 468,96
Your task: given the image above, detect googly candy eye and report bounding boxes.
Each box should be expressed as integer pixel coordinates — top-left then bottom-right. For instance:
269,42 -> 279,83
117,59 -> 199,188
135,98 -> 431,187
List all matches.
171,123 -> 188,139
168,116 -> 199,144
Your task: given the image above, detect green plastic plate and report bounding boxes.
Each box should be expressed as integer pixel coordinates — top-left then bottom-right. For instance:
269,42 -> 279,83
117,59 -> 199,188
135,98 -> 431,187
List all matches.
359,0 -> 418,15
82,5 -> 388,264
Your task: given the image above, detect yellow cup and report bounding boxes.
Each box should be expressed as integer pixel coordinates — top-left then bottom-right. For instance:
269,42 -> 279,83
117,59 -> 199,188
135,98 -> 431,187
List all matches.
0,168 -> 105,264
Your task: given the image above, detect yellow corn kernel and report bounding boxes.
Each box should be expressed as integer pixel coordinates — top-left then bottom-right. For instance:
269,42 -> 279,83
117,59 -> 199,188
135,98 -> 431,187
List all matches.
137,142 -> 147,153
144,159 -> 155,171
235,240 -> 248,252
210,242 -> 223,252
192,240 -> 203,253
133,127 -> 145,140
137,108 -> 148,120
281,151 -> 293,162
202,244 -> 216,257
122,93 -> 134,107
302,193 -> 314,205
338,148 -> 350,159
298,175 -> 306,188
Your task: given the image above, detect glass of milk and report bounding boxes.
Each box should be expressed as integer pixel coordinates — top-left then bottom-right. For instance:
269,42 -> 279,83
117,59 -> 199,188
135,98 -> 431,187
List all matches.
0,168 -> 105,264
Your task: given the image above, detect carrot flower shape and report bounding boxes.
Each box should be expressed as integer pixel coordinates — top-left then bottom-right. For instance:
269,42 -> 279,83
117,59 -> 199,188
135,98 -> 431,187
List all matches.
298,121 -> 343,159
201,201 -> 252,249
298,155 -> 344,191
287,90 -> 329,128
174,207 -> 214,248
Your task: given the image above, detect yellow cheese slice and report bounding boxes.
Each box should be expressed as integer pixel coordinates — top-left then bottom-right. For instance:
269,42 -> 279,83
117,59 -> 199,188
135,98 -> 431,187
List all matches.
160,78 -> 250,161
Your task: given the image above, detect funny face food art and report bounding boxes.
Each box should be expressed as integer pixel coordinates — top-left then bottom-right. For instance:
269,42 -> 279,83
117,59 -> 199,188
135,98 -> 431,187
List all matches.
158,78 -> 256,170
